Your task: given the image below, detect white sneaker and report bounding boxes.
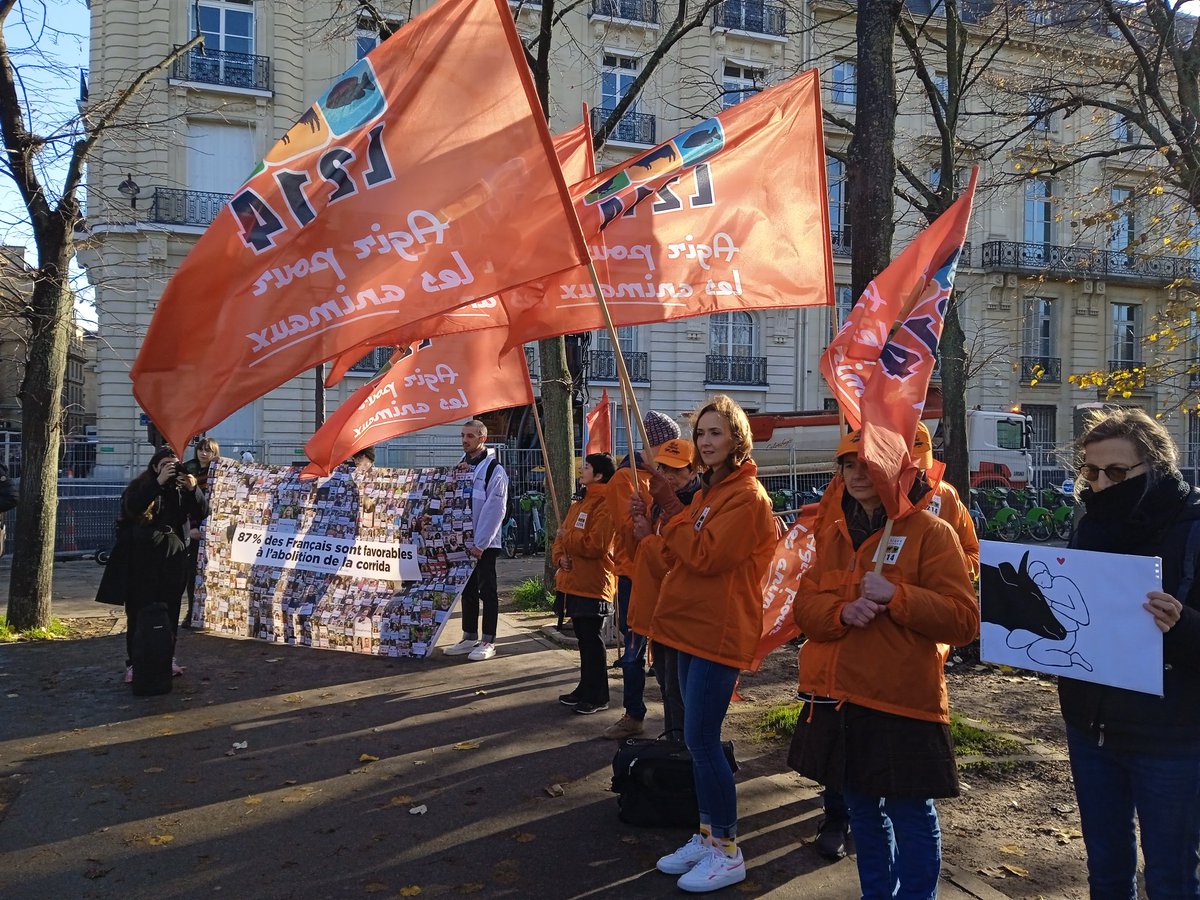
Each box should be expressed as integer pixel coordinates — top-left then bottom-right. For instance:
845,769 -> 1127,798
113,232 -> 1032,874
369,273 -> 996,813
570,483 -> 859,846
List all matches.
467,642 -> 496,661
443,639 -> 479,657
656,834 -> 711,875
677,847 -> 746,893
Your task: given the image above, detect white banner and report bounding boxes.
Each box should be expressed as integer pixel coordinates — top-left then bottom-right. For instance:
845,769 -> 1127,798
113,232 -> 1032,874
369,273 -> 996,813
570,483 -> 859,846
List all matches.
229,524 -> 419,581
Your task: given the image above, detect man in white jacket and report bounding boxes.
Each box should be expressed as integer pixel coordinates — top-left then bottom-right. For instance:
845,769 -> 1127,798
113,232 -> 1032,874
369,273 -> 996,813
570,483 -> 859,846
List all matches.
443,419 -> 509,661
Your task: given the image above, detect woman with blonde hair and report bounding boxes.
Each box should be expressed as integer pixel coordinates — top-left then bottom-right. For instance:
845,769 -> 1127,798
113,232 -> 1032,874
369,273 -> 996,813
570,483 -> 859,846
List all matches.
1063,406 -> 1200,899
636,394 -> 776,893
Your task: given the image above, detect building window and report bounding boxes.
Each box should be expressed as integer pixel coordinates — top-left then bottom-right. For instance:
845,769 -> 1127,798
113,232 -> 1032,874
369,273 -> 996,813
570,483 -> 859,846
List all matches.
1023,403 -> 1057,447
709,311 -> 756,357
1111,302 -> 1140,366
595,325 -> 636,355
829,158 -> 851,253
831,60 -> 856,106
1189,412 -> 1200,469
1022,297 -> 1057,358
356,15 -> 401,58
613,404 -> 629,457
1023,178 -> 1054,245
192,0 -> 254,56
1109,187 -> 1135,253
1113,113 -> 1132,143
723,63 -> 765,110
602,53 -> 640,117
933,72 -> 949,104
1028,94 -> 1052,132
835,285 -> 854,328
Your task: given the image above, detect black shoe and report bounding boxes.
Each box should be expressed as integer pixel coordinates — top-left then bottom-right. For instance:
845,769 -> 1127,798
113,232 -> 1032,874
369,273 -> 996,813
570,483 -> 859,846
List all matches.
559,692 -> 581,706
814,817 -> 849,860
574,701 -> 610,715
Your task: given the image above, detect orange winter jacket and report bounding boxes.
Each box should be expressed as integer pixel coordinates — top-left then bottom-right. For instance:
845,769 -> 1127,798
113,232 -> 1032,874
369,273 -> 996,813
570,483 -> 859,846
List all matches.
920,480 -> 979,578
608,462 -> 652,579
647,460 -> 776,670
794,503 -> 980,723
552,482 -> 617,602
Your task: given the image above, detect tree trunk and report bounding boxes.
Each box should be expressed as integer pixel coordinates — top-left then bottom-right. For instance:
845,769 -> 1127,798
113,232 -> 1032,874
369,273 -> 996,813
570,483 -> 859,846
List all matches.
538,337 -> 574,590
940,296 -> 971,500
6,244 -> 72,630
847,0 -> 903,299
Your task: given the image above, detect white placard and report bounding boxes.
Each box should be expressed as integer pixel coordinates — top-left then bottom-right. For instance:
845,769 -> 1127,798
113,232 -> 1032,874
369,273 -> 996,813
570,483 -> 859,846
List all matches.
979,541 -> 1164,696
230,524 -> 419,581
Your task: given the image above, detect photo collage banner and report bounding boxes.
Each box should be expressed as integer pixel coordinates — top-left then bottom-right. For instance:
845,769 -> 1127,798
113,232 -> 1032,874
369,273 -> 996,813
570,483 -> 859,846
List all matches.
194,459 -> 475,658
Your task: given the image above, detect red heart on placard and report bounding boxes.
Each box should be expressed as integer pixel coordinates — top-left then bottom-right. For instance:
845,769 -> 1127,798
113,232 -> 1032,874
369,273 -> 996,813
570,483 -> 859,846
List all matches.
1056,557 -> 1066,565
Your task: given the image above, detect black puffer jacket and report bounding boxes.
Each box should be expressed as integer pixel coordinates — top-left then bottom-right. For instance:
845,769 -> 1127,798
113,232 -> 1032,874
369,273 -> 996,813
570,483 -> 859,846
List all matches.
1060,472 -> 1200,754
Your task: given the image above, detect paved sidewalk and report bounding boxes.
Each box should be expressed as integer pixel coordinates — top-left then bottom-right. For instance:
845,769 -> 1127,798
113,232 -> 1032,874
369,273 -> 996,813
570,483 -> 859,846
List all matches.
0,557 -> 1006,899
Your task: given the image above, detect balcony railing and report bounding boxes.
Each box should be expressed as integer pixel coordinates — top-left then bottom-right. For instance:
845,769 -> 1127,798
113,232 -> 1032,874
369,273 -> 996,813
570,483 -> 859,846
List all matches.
171,47 -> 271,92
591,106 -> 656,146
349,347 -> 392,374
1109,357 -> 1142,372
590,349 -> 649,383
712,1 -> 786,35
706,354 -> 768,385
831,228 -> 851,258
1020,355 -> 1062,383
981,240 -> 1200,285
149,187 -> 230,228
590,0 -> 658,23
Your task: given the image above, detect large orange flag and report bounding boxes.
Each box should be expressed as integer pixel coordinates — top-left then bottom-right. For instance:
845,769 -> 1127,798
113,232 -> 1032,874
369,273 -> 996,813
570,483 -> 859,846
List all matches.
302,329 -> 533,476
751,502 -> 819,671
502,70 -> 834,346
131,0 -> 588,454
853,170 -> 979,519
321,119 -> 595,388
820,169 -> 980,433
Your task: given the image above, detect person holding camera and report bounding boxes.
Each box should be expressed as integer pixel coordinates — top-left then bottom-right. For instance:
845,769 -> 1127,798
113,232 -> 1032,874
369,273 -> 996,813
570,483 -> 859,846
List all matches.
97,447 -> 208,682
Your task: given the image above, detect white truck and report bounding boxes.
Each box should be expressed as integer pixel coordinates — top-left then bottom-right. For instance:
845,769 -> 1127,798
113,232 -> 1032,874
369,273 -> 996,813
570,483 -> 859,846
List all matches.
747,407 -> 1033,489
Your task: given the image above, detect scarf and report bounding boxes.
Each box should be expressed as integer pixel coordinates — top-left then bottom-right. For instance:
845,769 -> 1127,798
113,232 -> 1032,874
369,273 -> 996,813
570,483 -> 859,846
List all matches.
1074,471 -> 1191,554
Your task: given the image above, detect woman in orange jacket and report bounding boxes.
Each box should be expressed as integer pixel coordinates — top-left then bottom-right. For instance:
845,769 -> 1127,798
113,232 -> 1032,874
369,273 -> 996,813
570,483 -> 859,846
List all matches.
788,430 -> 979,900
635,395 -> 776,893
553,453 -> 618,715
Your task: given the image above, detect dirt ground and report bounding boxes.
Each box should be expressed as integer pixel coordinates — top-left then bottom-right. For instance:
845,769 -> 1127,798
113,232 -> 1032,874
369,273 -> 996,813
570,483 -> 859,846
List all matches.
52,610 -> 1089,899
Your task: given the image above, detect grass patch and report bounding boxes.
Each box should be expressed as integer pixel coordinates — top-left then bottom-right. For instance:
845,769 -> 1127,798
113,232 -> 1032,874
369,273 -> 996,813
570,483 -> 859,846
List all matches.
512,577 -> 555,612
0,618 -> 71,643
758,701 -> 805,737
950,713 -> 1025,756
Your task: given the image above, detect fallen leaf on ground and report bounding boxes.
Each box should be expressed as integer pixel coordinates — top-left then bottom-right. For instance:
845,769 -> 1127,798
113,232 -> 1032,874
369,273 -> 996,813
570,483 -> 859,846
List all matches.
1002,863 -> 1028,877
244,797 -> 262,806
620,835 -> 638,844
513,832 -> 535,843
409,804 -> 428,815
359,754 -> 380,763
458,883 -> 484,894
1052,803 -> 1076,814
999,844 -> 1024,856
386,794 -> 414,807
143,767 -> 163,774
544,784 -> 564,798
146,834 -> 174,846
979,866 -> 1007,879
362,883 -> 388,894
83,861 -> 112,880
399,888 -> 421,897
453,740 -> 481,751
283,695 -> 303,703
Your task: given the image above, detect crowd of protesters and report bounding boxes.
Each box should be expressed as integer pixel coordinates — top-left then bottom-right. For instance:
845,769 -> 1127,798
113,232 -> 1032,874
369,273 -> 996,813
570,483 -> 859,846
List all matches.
102,400 -> 1198,897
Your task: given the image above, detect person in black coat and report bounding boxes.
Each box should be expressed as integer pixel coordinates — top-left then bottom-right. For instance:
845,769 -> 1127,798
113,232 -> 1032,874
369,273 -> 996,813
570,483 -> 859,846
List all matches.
1064,406 -> 1200,899
97,447 -> 208,683
181,437 -> 220,628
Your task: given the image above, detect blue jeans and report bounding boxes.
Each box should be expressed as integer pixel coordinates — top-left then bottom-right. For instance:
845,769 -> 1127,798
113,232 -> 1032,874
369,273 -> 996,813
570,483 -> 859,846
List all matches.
1066,725 -> 1200,899
616,576 -> 647,719
678,651 -> 739,838
843,790 -> 941,900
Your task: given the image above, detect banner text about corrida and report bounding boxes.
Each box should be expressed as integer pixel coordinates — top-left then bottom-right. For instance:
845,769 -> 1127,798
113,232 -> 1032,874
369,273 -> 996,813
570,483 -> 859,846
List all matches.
230,525 -> 420,581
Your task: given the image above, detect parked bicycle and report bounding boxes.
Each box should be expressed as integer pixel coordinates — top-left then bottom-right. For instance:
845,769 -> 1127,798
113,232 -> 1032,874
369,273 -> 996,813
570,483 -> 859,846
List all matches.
1005,486 -> 1054,542
970,487 -> 1022,542
501,490 -> 546,558
1038,484 -> 1077,541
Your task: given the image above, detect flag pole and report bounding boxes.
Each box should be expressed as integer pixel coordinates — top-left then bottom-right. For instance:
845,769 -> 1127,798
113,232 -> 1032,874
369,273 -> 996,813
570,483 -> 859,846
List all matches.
528,392 -> 565,527
873,518 -> 895,575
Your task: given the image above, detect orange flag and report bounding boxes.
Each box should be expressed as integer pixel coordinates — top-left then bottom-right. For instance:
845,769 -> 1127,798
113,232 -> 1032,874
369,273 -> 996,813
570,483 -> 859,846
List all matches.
321,120 -> 596,388
585,389 -> 611,455
130,0 -> 588,454
856,170 -> 979,519
821,168 -> 980,432
502,70 -> 834,346
751,503 -> 819,672
302,329 -> 533,476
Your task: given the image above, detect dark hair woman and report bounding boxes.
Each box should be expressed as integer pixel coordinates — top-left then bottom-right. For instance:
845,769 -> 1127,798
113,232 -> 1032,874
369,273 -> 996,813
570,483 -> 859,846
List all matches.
553,453 -> 617,715
1063,406 -> 1200,898
97,447 -> 209,682
180,438 -> 220,628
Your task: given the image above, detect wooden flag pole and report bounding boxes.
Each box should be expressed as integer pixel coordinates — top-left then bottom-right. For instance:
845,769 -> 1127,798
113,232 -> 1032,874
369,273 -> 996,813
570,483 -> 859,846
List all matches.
873,518 -> 895,575
527,392 -> 564,527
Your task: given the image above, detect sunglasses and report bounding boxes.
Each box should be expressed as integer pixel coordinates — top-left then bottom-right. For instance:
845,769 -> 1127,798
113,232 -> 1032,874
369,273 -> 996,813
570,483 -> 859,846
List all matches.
1078,461 -> 1145,483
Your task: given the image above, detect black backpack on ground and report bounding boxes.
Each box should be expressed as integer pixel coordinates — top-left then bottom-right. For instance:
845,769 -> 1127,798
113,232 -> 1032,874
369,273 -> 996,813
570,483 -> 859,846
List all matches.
610,737 -> 738,827
131,602 -> 174,696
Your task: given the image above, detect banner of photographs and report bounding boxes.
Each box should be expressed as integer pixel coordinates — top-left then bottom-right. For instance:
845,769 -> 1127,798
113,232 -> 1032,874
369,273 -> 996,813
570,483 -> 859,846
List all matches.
193,459 -> 475,658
